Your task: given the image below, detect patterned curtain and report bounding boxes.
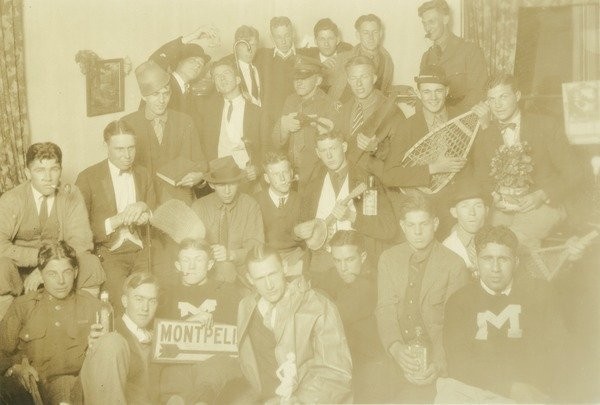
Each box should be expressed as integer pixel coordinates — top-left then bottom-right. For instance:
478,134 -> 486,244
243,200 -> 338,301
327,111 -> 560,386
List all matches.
464,0 -> 520,76
0,0 -> 29,194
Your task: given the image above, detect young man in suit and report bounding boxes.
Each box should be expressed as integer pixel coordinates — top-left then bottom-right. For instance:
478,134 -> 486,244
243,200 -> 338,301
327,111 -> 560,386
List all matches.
0,143 -> 105,319
295,130 -> 397,274
376,190 -> 468,402
236,246 -> 352,404
123,60 -> 207,205
271,55 -> 339,189
81,272 -> 160,405
76,120 -> 155,311
329,14 -> 395,103
228,25 -> 262,107
470,73 -> 583,249
148,25 -> 214,115
193,58 -> 262,183
418,0 -> 488,110
254,16 -> 298,132
298,18 -> 352,93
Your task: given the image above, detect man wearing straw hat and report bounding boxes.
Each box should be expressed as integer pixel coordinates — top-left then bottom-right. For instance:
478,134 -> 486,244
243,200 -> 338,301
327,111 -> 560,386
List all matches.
191,156 -> 264,285
123,60 -> 208,206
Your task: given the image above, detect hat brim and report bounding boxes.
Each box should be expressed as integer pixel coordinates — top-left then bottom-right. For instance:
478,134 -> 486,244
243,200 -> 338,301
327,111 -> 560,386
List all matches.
294,71 -> 318,80
204,172 -> 246,184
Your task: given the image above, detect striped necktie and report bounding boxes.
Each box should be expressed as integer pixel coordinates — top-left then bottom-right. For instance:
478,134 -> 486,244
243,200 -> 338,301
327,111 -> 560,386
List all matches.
351,102 -> 364,137
227,100 -> 233,122
153,117 -> 164,144
249,64 -> 259,99
218,205 -> 229,248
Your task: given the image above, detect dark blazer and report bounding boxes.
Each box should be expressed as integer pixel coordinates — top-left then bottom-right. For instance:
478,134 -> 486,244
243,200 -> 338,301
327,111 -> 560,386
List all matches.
470,112 -> 583,204
76,159 -> 156,247
193,92 -> 265,165
299,164 -> 397,243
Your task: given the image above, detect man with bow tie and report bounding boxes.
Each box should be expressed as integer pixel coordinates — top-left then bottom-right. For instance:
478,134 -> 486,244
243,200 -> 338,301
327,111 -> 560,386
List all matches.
76,120 -> 156,312
470,74 -> 583,249
0,143 -> 105,320
123,60 -> 208,205
81,272 -> 160,404
418,0 -> 488,111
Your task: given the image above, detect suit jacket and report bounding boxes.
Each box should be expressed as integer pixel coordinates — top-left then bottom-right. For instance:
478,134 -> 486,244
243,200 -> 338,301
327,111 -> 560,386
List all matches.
222,53 -> 264,106
470,112 -> 583,204
237,277 -> 353,403
300,164 -> 397,243
193,92 -> 265,165
75,159 -> 156,247
376,241 -> 468,371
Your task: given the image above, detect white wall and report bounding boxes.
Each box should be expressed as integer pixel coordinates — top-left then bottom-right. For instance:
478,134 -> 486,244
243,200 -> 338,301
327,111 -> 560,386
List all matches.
23,0 -> 461,182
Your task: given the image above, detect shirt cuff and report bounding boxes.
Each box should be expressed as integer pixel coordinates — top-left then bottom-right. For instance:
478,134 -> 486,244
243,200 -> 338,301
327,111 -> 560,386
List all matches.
105,218 -> 115,236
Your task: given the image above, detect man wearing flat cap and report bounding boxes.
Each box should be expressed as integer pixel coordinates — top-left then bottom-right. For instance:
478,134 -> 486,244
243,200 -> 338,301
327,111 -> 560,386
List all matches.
149,26 -> 215,115
123,60 -> 208,206
271,55 -> 339,191
191,156 -> 264,285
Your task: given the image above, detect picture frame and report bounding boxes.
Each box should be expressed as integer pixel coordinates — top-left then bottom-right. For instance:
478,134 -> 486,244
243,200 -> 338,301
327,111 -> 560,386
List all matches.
86,58 -> 125,117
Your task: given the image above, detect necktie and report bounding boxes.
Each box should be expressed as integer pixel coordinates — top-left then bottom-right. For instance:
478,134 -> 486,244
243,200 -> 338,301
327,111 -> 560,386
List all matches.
263,303 -> 274,330
119,168 -> 132,176
218,205 -> 229,248
466,240 -> 478,271
39,196 -> 48,228
249,64 -> 259,100
351,103 -> 364,137
498,122 -> 517,132
153,117 -> 164,144
227,100 -> 233,122
279,197 -> 286,209
430,113 -> 445,131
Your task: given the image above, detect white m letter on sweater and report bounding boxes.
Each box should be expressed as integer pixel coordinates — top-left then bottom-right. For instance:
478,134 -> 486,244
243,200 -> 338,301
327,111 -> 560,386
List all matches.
475,304 -> 522,340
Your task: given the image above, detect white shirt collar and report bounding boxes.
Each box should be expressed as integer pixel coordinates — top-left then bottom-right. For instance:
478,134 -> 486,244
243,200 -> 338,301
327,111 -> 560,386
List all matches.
31,184 -> 55,213
500,110 -> 521,126
172,72 -> 187,93
122,314 -> 152,343
268,187 -> 289,207
107,160 -> 132,177
224,93 -> 245,106
480,279 -> 513,296
273,46 -> 296,59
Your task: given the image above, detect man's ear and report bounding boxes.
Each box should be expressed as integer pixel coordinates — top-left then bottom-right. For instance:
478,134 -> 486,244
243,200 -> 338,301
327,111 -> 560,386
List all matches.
515,90 -> 522,103
450,207 -> 458,219
442,14 -> 450,26
360,251 -> 368,264
174,261 -> 181,272
24,167 -> 31,180
121,294 -> 128,310
245,273 -> 255,287
235,75 -> 242,87
371,74 -> 378,86
433,216 -> 440,232
342,141 -> 348,154
315,75 -> 323,86
263,173 -> 271,185
207,259 -> 215,271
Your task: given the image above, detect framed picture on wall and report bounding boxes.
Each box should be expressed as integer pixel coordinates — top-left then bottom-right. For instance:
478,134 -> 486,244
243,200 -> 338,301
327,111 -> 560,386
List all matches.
86,58 -> 125,117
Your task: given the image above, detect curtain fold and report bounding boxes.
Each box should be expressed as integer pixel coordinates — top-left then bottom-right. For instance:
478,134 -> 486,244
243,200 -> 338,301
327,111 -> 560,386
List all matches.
0,0 -> 29,194
572,4 -> 600,81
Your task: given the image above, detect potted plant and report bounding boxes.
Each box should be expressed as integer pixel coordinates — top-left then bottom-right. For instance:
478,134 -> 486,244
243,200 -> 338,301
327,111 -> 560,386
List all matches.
489,142 -> 534,211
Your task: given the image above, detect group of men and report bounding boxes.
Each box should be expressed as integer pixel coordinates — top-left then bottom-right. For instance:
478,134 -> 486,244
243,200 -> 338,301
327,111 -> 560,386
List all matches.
0,0 -> 595,403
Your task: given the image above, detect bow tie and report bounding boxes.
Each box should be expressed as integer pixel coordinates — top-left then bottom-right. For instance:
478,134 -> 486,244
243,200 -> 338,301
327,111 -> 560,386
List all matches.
498,122 -> 517,132
119,168 -> 132,176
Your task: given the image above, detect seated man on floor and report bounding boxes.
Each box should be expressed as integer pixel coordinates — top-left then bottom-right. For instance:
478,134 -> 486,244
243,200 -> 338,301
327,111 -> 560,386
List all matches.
157,238 -> 242,404
76,119 -> 155,312
443,225 -> 565,403
191,156 -> 264,284
81,272 -> 160,405
470,73 -> 583,249
0,241 -> 102,404
311,230 -> 385,402
376,190 -> 468,403
237,246 -> 352,404
0,142 -> 104,320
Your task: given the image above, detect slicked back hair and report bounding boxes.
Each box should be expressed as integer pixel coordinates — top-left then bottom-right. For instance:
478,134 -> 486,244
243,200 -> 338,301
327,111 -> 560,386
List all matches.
26,142 -> 62,168
474,225 -> 519,256
38,240 -> 78,271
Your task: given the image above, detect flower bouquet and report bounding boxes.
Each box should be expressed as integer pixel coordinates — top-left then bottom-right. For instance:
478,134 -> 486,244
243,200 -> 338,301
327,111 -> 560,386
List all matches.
489,142 -> 534,211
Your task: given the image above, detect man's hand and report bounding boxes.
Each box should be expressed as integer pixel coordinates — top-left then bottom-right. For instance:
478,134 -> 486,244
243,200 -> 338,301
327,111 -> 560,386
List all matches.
121,201 -> 149,226
10,362 -> 39,394
389,341 -> 420,374
509,382 -> 550,403
404,363 -> 440,386
491,191 -> 512,212
187,310 -> 214,329
471,101 -> 491,129
356,133 -> 378,153
322,57 -> 336,71
517,189 -> 547,213
331,203 -> 356,223
429,156 -> 466,174
565,236 -> 587,262
178,171 -> 204,188
184,25 -> 220,48
87,322 -> 105,351
210,244 -> 228,262
245,164 -> 257,181
281,113 -> 301,134
294,221 -> 315,240
135,211 -> 151,226
23,269 -> 43,293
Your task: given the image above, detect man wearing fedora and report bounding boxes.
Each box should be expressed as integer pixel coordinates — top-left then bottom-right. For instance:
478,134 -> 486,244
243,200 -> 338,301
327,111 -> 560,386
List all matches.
271,55 -> 339,190
149,26 -> 214,115
123,60 -> 208,206
191,156 -> 264,285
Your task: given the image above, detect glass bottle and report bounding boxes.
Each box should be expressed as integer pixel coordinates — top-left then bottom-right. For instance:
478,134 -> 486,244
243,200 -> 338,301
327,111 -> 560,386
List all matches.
362,175 -> 378,216
410,326 -> 428,375
99,291 -> 114,333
